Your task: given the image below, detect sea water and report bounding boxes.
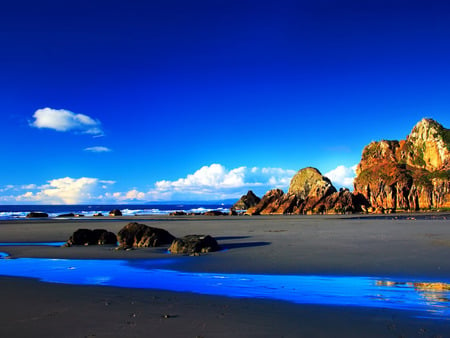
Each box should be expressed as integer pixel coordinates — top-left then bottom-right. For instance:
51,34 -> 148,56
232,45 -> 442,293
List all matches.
0,204 -> 231,219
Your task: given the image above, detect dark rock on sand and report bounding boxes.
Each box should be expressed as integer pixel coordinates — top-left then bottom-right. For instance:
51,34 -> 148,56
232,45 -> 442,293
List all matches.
117,222 -> 176,249
26,212 -> 49,218
169,235 -> 220,254
65,229 -> 117,247
98,230 -> 118,245
109,209 -> 122,216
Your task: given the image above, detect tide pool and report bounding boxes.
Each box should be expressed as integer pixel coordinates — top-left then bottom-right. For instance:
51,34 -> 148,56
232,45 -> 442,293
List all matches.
0,252 -> 449,320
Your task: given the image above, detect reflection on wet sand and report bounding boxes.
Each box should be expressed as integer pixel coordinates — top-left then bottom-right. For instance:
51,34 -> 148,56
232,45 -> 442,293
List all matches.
377,280 -> 450,310
0,251 -> 449,320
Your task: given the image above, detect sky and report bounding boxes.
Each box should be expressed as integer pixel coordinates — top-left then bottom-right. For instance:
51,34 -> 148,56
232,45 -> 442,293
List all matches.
1,0 -> 450,204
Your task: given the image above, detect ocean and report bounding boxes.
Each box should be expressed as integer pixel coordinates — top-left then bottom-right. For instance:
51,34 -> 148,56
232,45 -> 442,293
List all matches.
0,203 -> 232,220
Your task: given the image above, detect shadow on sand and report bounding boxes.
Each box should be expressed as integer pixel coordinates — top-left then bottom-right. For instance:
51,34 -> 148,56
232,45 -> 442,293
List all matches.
215,236 -> 251,241
220,241 -> 271,250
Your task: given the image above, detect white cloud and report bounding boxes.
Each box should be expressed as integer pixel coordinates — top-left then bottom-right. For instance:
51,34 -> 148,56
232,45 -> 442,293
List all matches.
156,164 -> 246,190
0,164 -> 302,204
30,107 -> 103,136
324,164 -> 357,189
17,177 -> 114,204
84,146 -> 112,153
151,163 -> 296,200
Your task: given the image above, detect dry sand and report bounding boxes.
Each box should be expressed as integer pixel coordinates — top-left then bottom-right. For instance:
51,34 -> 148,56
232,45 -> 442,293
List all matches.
0,214 -> 449,337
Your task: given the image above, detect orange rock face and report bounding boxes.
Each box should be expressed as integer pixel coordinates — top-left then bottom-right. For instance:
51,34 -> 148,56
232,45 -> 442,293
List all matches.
354,118 -> 450,210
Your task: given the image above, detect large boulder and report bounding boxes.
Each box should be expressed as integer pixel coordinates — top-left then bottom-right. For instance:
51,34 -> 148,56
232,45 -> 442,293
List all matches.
117,222 -> 175,249
232,190 -> 261,210
65,229 -> 117,247
169,235 -> 220,254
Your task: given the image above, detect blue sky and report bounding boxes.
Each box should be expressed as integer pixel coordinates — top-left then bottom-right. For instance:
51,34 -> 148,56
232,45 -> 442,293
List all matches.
1,0 -> 450,204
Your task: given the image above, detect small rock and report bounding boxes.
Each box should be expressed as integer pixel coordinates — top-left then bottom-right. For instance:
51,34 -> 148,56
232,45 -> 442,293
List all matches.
169,235 -> 220,254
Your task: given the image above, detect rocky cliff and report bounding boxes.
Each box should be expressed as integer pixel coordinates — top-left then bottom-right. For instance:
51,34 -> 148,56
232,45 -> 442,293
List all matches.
235,118 -> 449,214
354,118 -> 450,211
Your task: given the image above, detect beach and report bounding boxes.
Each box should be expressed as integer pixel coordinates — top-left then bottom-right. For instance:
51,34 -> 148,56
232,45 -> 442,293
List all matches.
1,214 -> 450,337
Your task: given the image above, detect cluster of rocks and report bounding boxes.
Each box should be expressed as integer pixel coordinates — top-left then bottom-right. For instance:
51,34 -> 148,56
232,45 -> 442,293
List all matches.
234,167 -> 368,215
64,222 -> 220,254
232,118 -> 450,214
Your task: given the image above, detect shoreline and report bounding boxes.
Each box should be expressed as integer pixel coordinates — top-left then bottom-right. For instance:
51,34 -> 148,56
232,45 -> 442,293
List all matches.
1,215 -> 449,336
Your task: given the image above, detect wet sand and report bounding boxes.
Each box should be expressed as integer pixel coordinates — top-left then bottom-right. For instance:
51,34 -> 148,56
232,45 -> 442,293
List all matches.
0,214 -> 450,337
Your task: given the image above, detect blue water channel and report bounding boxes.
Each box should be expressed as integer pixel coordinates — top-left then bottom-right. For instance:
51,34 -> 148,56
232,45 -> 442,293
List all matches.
0,244 -> 449,319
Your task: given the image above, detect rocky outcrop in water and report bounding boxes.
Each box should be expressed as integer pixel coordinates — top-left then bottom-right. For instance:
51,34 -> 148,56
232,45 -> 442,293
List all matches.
117,222 -> 175,249
169,235 -> 220,254
354,118 -> 450,211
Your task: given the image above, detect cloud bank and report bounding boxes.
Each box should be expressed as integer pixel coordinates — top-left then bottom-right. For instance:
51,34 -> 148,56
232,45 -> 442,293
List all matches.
153,164 -> 296,199
16,177 -> 114,204
0,164 -> 358,204
30,108 -> 103,136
